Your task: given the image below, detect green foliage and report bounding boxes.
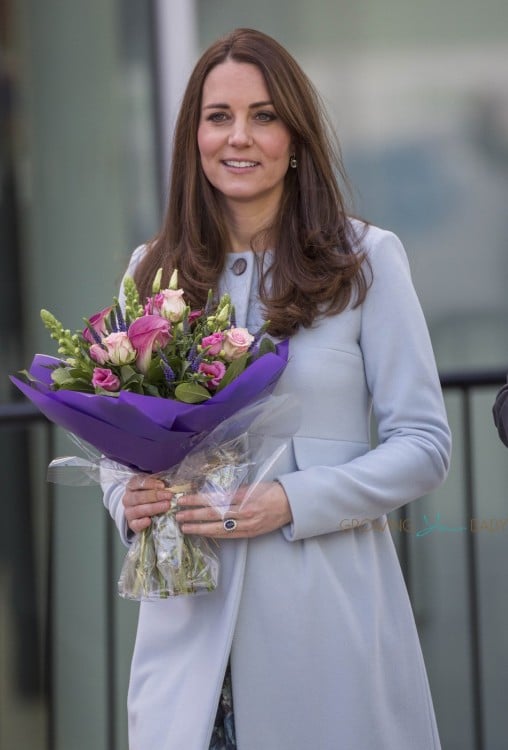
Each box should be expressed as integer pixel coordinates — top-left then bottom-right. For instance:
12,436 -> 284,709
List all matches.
216,353 -> 249,392
258,336 -> 276,356
123,276 -> 144,323
175,383 -> 211,403
40,309 -> 77,358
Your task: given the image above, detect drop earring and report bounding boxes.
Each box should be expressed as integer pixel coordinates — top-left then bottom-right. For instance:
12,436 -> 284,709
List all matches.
290,153 -> 297,169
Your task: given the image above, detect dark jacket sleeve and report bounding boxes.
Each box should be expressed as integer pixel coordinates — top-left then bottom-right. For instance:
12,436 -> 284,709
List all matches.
493,381 -> 508,447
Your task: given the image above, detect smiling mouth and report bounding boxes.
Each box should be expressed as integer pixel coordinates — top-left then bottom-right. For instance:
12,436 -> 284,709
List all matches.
222,160 -> 259,168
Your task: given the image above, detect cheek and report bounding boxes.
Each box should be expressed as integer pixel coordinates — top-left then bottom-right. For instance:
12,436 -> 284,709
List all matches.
197,130 -> 216,184
266,131 -> 292,163
197,127 -> 214,162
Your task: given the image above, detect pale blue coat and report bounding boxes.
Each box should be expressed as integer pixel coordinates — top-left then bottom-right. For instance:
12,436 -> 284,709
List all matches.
103,221 -> 451,750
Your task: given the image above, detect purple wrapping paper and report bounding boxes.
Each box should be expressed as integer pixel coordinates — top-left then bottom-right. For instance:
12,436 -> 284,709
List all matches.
10,340 -> 288,473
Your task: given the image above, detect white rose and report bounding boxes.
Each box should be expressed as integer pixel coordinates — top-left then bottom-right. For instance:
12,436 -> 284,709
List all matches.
222,327 -> 254,361
101,331 -> 137,365
158,289 -> 186,323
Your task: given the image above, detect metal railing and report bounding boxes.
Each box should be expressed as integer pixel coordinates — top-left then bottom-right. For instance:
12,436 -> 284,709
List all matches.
439,369 -> 506,750
0,401 -> 118,750
0,403 -> 55,750
397,368 -> 507,750
1,367 -> 507,750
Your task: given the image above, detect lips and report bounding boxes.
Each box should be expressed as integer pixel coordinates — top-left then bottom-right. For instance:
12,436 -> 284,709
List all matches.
222,160 -> 259,168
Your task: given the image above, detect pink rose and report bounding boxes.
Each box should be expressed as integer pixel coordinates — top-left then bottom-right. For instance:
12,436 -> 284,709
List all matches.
222,327 -> 254,361
128,315 -> 171,374
101,331 -> 136,365
143,298 -> 155,315
91,367 -> 120,392
188,310 -> 203,326
89,343 -> 109,365
83,306 -> 113,343
143,294 -> 164,316
198,360 -> 226,388
201,332 -> 224,357
151,289 -> 186,322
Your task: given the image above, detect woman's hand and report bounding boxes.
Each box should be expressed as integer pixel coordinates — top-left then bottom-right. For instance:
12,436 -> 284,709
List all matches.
123,475 -> 173,534
175,481 -> 292,539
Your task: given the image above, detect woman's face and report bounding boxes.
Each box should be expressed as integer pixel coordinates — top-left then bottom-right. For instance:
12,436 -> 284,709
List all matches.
197,60 -> 292,218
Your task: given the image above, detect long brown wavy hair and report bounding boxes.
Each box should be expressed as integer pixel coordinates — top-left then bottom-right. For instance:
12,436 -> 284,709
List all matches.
134,28 -> 370,337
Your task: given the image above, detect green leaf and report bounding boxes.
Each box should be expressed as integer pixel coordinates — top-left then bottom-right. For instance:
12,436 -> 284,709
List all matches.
258,336 -> 276,356
147,357 -> 163,380
17,369 -> 38,384
120,364 -> 137,379
69,367 -> 93,380
57,380 -> 95,392
50,367 -> 74,386
123,380 -> 144,394
174,382 -> 211,403
215,353 -> 249,392
120,365 -> 141,386
143,383 -> 162,397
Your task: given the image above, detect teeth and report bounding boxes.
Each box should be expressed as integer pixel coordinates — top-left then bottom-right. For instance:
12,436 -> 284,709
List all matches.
224,160 -> 257,168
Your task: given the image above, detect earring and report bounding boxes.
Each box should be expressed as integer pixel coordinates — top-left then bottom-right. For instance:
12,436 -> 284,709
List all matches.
290,153 -> 297,169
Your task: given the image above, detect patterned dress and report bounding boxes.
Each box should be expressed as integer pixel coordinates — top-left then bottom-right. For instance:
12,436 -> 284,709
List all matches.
209,663 -> 236,749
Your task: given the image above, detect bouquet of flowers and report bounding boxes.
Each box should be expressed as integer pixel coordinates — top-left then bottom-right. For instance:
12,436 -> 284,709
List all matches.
11,269 -> 290,599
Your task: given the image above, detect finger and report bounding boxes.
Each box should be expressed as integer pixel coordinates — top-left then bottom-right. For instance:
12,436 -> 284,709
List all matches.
175,504 -> 237,524
126,474 -> 166,491
125,498 -> 172,521
177,492 -> 240,510
125,502 -> 170,534
128,516 -> 153,534
123,488 -> 172,509
180,517 -> 249,537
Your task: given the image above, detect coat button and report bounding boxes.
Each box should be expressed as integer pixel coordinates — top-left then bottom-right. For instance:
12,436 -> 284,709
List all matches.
231,258 -> 247,275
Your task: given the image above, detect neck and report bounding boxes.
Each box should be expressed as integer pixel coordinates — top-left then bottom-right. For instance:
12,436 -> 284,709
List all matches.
222,198 -> 278,253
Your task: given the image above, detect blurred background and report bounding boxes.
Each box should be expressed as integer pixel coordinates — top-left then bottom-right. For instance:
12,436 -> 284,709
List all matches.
1,1 -> 507,748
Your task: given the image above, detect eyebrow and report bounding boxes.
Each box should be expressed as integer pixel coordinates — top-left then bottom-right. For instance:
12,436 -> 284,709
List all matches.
203,100 -> 274,110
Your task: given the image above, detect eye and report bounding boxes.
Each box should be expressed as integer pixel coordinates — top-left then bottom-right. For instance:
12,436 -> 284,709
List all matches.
206,111 -> 229,123
255,111 -> 277,122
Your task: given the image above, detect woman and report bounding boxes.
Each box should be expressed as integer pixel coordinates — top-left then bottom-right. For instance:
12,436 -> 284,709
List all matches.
104,28 -> 451,750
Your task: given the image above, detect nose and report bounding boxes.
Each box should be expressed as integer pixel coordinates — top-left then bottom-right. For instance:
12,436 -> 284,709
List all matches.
227,118 -> 253,147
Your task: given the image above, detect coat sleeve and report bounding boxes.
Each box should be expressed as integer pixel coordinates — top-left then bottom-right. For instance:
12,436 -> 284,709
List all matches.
101,463 -> 133,546
277,229 -> 452,541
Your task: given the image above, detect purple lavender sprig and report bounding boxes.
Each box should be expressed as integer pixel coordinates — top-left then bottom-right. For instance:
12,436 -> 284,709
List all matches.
159,350 -> 175,385
108,307 -> 119,333
83,320 -> 103,345
115,300 -> 127,332
186,344 -> 205,374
